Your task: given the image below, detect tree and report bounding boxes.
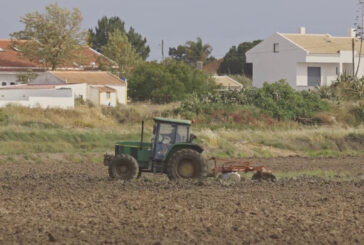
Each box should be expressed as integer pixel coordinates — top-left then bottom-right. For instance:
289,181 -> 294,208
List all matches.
101,30 -> 141,78
169,38 -> 213,66
16,69 -> 38,83
11,3 -> 86,70
89,16 -> 150,60
129,59 -> 217,103
218,40 -> 261,76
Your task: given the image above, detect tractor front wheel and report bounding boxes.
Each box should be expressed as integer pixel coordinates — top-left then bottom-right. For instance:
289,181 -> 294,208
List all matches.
108,154 -> 139,180
167,149 -> 206,180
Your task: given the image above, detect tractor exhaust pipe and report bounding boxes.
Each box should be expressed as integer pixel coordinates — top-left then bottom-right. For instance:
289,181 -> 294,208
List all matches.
140,120 -> 144,149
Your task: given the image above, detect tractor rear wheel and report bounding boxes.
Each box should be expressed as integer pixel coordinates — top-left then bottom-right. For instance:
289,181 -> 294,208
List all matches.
108,154 -> 139,180
167,149 -> 206,180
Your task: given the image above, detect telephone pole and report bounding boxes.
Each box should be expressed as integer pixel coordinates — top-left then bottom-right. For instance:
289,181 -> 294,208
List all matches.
161,40 -> 165,62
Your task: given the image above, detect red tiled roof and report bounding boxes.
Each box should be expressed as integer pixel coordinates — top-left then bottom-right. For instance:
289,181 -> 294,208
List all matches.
0,39 -> 110,71
203,58 -> 224,75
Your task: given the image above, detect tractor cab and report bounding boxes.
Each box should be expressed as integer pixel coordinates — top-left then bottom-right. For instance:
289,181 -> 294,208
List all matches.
152,117 -> 191,161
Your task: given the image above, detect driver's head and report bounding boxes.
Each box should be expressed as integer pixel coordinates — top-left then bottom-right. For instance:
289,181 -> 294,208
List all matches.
162,136 -> 171,144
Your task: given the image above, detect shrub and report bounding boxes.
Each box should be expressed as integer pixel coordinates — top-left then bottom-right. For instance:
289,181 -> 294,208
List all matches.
174,80 -> 328,122
129,59 -> 217,103
315,75 -> 364,101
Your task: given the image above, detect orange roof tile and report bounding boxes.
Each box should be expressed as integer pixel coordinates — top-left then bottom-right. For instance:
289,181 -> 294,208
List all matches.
0,39 -> 110,71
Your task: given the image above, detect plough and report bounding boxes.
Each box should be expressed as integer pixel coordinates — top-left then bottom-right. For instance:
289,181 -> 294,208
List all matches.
209,157 -> 276,181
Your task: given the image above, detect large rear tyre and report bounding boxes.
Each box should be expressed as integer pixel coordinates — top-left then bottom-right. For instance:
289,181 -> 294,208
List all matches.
167,149 -> 206,180
108,154 -> 139,180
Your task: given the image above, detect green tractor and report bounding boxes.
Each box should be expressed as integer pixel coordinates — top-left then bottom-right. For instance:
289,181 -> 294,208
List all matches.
104,117 -> 206,180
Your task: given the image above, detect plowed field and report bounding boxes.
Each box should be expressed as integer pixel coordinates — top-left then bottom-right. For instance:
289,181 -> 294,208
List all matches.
0,157 -> 363,244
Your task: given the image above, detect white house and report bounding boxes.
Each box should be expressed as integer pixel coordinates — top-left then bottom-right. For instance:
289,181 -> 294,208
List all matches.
246,27 -> 364,89
0,85 -> 74,109
30,71 -> 127,106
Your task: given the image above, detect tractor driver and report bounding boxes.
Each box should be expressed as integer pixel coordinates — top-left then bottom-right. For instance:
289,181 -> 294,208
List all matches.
155,125 -> 176,160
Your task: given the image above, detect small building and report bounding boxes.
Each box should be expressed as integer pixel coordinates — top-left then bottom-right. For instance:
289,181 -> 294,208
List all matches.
30,71 -> 127,106
246,27 -> 364,89
0,85 -> 74,109
213,75 -> 243,90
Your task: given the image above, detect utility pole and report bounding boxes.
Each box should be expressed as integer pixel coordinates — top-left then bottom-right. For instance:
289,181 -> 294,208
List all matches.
354,0 -> 364,77
353,38 -> 356,76
161,40 -> 165,62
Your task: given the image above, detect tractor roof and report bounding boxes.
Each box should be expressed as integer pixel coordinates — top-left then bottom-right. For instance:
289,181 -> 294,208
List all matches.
154,117 -> 191,125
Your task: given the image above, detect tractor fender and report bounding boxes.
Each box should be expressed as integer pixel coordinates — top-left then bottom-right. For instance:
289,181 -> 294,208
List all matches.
164,143 -> 204,162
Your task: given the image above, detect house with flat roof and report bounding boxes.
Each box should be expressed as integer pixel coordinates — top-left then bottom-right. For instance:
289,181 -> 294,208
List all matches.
246,27 -> 363,89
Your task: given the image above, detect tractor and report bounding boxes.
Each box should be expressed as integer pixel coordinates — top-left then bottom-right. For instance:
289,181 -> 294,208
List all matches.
104,117 -> 275,181
104,117 -> 206,180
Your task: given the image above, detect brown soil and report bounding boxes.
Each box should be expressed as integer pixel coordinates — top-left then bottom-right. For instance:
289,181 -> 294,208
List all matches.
0,156 -> 363,244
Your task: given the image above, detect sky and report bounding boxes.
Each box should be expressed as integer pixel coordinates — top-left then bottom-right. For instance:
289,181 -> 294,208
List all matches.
0,0 -> 359,61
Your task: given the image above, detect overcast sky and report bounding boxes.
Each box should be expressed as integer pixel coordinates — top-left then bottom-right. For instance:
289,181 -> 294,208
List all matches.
0,0 -> 358,60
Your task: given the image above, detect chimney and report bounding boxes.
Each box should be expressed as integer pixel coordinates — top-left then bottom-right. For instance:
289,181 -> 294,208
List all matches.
348,28 -> 356,38
298,27 -> 306,35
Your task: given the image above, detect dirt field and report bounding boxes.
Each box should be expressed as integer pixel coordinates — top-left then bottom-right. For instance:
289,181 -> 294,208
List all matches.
0,156 -> 363,244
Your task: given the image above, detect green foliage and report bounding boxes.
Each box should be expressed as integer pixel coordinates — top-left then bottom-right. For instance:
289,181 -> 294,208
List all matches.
88,16 -> 150,60
218,40 -> 261,76
101,30 -> 142,78
174,80 -> 328,122
315,75 -> 364,101
129,59 -> 217,103
169,37 -> 214,66
11,3 -> 86,70
16,69 -> 38,84
253,81 -> 328,120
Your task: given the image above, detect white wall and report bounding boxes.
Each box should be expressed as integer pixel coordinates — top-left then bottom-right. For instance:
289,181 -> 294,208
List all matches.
87,86 -> 100,105
297,63 -> 338,88
56,83 -> 88,100
108,85 -> 127,105
0,96 -> 74,109
0,72 -> 18,85
246,33 -> 307,89
100,92 -> 117,107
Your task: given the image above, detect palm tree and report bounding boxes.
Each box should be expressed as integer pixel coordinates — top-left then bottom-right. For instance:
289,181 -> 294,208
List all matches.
185,37 -> 212,65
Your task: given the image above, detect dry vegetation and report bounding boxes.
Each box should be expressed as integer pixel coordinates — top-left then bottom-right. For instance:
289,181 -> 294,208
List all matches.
0,103 -> 363,157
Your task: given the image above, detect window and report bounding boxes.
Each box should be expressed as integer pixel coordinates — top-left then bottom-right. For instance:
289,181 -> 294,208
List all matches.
176,125 -> 189,143
106,92 -> 111,99
1,82 -> 6,86
273,43 -> 279,53
154,123 -> 177,160
307,67 -> 321,86
10,82 -> 15,85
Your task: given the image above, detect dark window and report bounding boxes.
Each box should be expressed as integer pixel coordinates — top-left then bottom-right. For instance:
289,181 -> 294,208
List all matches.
1,82 -> 6,86
307,67 -> 321,86
273,43 -> 279,53
10,82 -> 15,85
